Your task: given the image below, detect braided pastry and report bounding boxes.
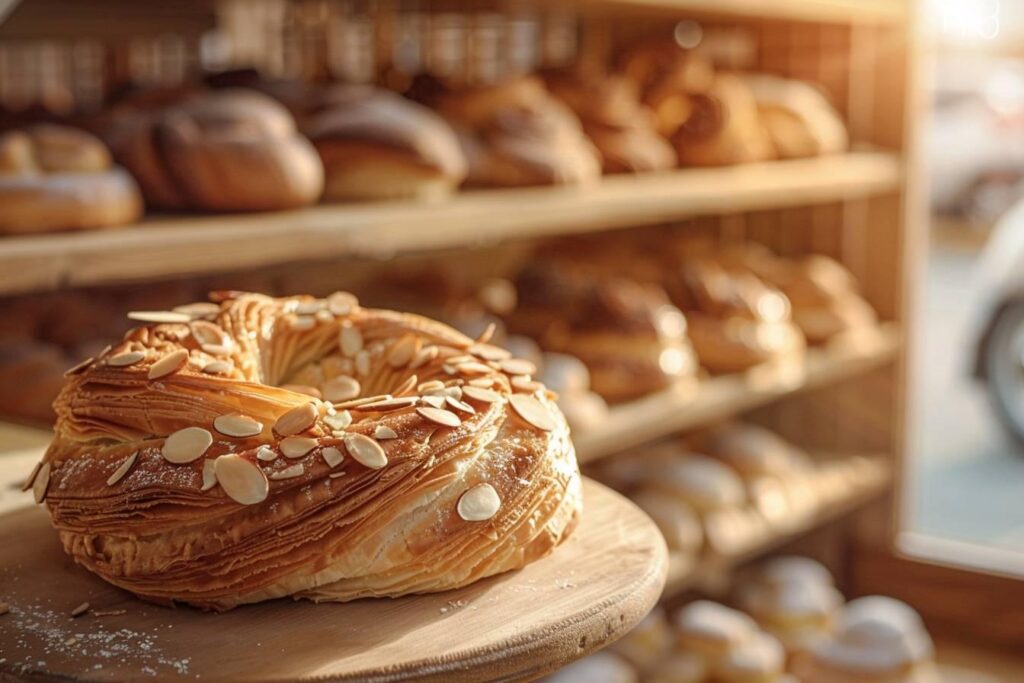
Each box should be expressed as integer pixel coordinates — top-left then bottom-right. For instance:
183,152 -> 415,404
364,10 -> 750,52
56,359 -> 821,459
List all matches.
30,292 -> 581,611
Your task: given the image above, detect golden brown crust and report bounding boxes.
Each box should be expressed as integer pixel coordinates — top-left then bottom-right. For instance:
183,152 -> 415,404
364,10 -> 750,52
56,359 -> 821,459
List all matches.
38,292 -> 581,610
0,125 -> 143,234
102,89 -> 324,211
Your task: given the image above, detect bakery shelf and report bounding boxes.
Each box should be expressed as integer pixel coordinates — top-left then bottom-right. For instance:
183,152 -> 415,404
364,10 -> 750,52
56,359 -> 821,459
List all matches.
0,478 -> 667,682
569,0 -> 907,25
661,455 -> 892,600
575,324 -> 901,464
0,151 -> 902,296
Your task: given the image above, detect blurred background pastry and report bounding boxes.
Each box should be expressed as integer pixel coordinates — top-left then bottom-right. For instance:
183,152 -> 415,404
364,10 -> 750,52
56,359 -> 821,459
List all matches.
303,85 -> 468,201
101,89 -> 324,211
0,124 -> 142,234
746,75 -> 848,159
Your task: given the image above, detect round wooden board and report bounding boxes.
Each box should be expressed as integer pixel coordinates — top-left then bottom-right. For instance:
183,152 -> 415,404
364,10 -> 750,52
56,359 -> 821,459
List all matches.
0,478 -> 666,682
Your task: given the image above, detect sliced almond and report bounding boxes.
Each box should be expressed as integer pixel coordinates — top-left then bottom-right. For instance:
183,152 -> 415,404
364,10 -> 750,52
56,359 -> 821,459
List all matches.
256,445 -> 278,462
280,436 -> 318,459
476,322 -> 497,345
354,396 -> 418,412
340,323 -> 363,357
327,291 -> 358,316
387,335 -> 418,368
500,358 -> 537,376
162,427 -> 213,463
173,302 -> 220,319
457,483 -> 501,521
294,300 -> 324,315
416,406 -> 462,428
70,601 -> 91,617
213,414 -> 263,438
106,451 -> 138,486
420,394 -> 447,409
417,380 -> 446,394
201,342 -> 234,356
325,410 -> 353,431
409,346 -> 438,369
33,462 -> 51,504
334,394 -> 391,409
274,402 -> 318,436
444,385 -> 464,400
374,425 -> 398,440
202,360 -> 233,375
511,376 -> 544,393
128,310 -> 191,324
344,433 -> 387,469
468,377 -> 496,388
446,396 -> 476,414
21,460 -> 42,492
148,349 -> 189,380
463,386 -> 502,403
509,394 -> 557,432
469,343 -> 511,361
64,356 -> 95,377
322,446 -> 344,468
457,362 -> 493,376
269,464 -> 305,480
190,320 -> 228,348
321,376 -> 361,403
355,350 -> 371,376
289,315 -> 316,331
108,351 -> 145,367
201,459 -> 218,491
215,455 -> 268,504
392,374 -> 418,397
282,384 -> 322,399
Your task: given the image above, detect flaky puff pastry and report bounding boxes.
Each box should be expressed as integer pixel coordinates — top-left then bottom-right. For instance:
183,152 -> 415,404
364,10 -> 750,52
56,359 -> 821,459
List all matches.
31,292 -> 581,611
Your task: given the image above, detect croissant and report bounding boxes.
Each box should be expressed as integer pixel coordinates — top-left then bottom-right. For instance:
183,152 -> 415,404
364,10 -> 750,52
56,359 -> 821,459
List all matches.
30,292 -> 582,611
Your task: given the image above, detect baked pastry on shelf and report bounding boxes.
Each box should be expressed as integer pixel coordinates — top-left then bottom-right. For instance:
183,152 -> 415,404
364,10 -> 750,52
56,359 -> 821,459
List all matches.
793,596 -> 940,683
666,256 -> 805,374
303,85 -> 468,201
31,291 -> 582,610
508,260 -> 698,403
536,352 -> 609,434
541,66 -> 676,174
416,75 -> 601,187
746,74 -> 848,159
101,89 -> 324,211
610,607 -> 675,675
0,124 -> 142,234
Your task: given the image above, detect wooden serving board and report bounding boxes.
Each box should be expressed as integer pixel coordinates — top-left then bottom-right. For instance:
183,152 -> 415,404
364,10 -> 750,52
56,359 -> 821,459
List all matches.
0,478 -> 667,683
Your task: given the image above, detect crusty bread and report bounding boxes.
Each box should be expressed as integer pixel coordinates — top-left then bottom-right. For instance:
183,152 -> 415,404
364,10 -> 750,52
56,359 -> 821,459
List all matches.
0,125 -> 142,234
34,291 -> 581,610
102,89 -> 324,211
746,75 -> 848,159
304,85 -> 467,201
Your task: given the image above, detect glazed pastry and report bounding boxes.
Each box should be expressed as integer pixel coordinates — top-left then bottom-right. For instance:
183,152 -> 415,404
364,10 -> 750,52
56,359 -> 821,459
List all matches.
303,85 -> 468,201
737,557 -> 842,655
0,124 -> 142,234
763,255 -> 877,344
509,260 -> 698,402
426,76 -> 601,187
102,89 -> 323,211
796,596 -> 939,683
618,39 -> 716,139
672,73 -> 775,167
673,600 -> 760,663
629,488 -> 703,556
542,67 -> 676,174
610,607 -> 675,674
696,422 -> 819,525
33,292 -> 581,610
544,652 -> 637,683
715,630 -> 787,683
667,257 -> 805,373
746,75 -> 848,159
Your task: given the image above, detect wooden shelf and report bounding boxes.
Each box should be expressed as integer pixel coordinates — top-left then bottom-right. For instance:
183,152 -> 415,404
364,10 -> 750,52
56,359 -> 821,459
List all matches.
575,324 -> 901,464
661,455 -> 892,600
569,0 -> 907,24
0,152 -> 901,296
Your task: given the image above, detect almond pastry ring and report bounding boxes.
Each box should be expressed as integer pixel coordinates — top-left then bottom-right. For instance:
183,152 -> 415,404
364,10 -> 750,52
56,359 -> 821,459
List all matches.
31,292 -> 582,611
